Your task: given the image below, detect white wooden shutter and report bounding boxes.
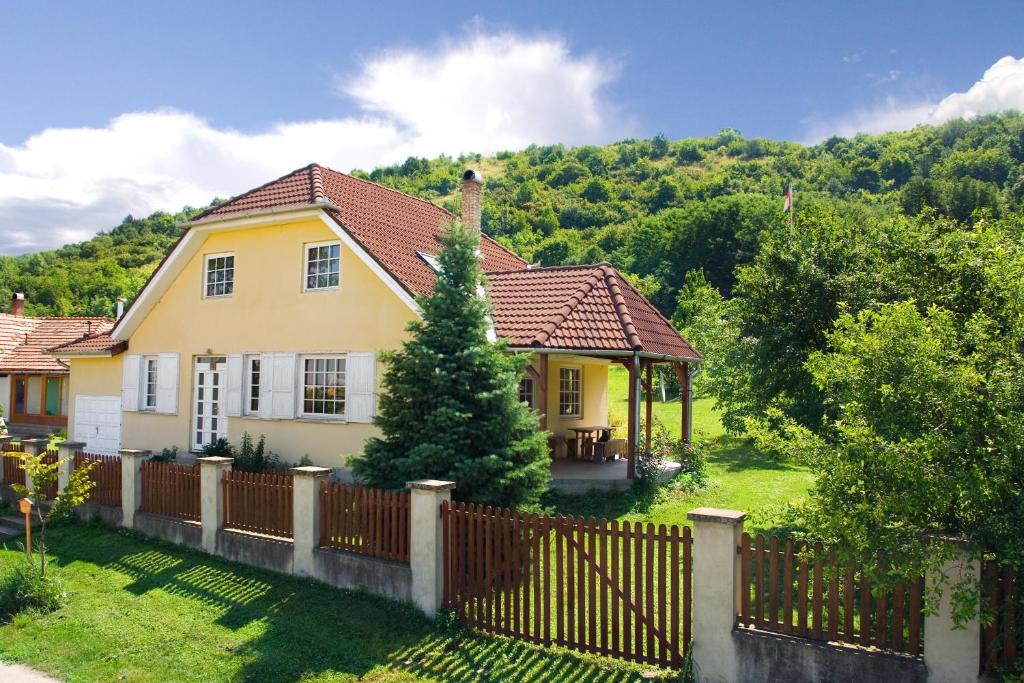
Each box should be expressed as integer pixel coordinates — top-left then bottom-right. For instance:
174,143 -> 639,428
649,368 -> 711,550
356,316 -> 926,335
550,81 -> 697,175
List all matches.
258,352 -> 275,419
155,353 -> 179,414
121,355 -> 141,412
346,352 -> 376,423
226,354 -> 243,417
271,353 -> 298,419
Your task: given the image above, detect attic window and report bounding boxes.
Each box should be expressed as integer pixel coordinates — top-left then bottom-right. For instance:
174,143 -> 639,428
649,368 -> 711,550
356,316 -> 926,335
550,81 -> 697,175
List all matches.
417,252 -> 441,273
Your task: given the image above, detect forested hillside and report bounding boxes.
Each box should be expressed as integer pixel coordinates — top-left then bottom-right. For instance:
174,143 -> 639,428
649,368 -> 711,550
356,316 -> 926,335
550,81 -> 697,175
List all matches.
2,111 -> 1023,573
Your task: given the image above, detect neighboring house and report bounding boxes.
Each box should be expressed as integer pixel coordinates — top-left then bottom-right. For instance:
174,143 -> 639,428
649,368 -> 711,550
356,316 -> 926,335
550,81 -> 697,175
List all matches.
0,293 -> 114,436
49,164 -> 699,477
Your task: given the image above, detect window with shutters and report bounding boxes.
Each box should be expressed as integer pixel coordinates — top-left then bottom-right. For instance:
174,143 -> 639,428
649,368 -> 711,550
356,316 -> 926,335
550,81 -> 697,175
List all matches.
244,355 -> 260,416
204,253 -> 234,298
143,356 -> 158,411
304,242 -> 340,291
558,366 -> 581,418
301,356 -> 346,417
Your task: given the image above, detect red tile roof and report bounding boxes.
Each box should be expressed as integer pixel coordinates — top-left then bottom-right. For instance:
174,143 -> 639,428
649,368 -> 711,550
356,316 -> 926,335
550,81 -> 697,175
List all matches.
45,333 -> 126,356
0,314 -> 115,372
194,164 -> 526,296
487,264 -> 700,360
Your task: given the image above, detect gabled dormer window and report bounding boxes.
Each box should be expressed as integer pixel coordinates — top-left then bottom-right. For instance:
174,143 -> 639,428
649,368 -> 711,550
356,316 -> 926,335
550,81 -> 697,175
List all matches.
305,242 -> 340,291
204,253 -> 234,298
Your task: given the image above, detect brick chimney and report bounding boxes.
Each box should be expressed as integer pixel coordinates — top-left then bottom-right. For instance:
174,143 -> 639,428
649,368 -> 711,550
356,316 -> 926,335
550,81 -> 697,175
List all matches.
10,292 -> 24,317
116,297 -> 127,319
461,169 -> 482,234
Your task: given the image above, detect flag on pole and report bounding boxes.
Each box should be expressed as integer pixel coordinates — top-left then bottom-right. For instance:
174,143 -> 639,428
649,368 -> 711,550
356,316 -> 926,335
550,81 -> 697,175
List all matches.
783,183 -> 793,212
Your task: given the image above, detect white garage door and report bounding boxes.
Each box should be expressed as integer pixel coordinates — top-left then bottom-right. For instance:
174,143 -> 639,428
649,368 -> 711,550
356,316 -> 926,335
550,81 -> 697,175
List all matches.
74,395 -> 122,456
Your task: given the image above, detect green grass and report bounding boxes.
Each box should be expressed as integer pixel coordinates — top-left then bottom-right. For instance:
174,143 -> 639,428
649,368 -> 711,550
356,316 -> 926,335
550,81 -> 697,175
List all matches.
0,523 -> 674,682
546,367 -> 815,535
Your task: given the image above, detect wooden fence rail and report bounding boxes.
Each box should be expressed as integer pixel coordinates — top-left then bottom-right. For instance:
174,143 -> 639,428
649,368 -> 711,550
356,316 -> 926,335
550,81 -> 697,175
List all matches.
40,449 -> 59,499
442,501 -> 692,669
1,441 -> 26,487
139,461 -> 201,522
319,482 -> 410,563
223,469 -> 293,539
737,533 -> 923,657
74,452 -> 122,507
982,560 -> 1020,674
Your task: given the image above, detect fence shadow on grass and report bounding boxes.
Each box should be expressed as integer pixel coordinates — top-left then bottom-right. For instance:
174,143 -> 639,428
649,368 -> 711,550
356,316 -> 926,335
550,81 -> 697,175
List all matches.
44,523 -> 650,682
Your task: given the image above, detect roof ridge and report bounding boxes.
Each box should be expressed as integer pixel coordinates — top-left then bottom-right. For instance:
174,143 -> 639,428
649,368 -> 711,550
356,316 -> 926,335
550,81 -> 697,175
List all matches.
309,164 -> 326,203
486,262 -> 603,277
530,265 -> 607,348
600,264 -> 643,351
192,163 -> 318,221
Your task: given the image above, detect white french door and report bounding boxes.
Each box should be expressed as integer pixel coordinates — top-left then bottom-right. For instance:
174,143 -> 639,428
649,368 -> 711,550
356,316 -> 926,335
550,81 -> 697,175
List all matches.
193,356 -> 227,451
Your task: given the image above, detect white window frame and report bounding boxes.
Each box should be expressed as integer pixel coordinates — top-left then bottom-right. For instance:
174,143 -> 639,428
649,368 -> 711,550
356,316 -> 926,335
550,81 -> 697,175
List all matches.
558,366 -> 582,419
203,252 -> 235,299
303,241 -> 341,292
518,377 -> 535,409
142,356 -> 159,412
244,354 -> 261,416
299,354 -> 347,419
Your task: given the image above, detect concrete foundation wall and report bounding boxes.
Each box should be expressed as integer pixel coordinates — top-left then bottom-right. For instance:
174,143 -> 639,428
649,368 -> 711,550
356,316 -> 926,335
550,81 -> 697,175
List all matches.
133,512 -> 203,550
77,502 -> 122,527
217,530 -> 293,575
734,628 -> 926,683
313,547 -> 412,603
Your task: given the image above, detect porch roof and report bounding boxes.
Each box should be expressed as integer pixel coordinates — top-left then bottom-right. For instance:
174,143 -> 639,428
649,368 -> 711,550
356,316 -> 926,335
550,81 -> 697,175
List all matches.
0,314 -> 115,372
486,264 -> 700,362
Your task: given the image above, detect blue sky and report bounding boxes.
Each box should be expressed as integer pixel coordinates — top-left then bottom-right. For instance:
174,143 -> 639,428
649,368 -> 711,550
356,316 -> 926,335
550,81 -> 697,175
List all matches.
1,0 -> 1023,253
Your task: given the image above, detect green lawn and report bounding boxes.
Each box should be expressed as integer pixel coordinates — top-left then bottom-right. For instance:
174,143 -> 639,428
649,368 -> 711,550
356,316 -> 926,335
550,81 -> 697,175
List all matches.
0,523 -> 671,683
545,368 -> 814,535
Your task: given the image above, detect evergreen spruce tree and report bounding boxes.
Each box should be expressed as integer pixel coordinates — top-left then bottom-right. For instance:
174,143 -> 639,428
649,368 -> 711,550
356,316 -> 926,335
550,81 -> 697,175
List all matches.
352,221 -> 550,507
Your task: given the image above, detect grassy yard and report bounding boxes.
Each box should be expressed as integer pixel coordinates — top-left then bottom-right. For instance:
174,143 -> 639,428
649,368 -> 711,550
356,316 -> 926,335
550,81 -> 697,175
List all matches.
545,367 -> 814,535
0,523 -> 670,683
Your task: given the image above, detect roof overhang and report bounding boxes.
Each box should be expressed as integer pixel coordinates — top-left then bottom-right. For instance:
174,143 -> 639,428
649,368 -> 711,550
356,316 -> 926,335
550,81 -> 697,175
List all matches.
111,205 -> 421,340
508,346 -> 702,365
43,343 -> 128,359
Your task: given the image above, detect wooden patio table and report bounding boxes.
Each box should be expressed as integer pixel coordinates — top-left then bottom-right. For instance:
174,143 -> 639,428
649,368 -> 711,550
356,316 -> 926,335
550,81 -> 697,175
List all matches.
569,426 -> 616,460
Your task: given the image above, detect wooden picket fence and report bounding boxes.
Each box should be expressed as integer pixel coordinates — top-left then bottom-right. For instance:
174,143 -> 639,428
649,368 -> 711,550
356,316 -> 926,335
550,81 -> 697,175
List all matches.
442,502 -> 692,668
982,560 -> 1020,674
319,482 -> 410,563
1,441 -> 26,486
39,449 -> 59,499
139,461 -> 201,522
223,469 -> 293,539
737,533 -> 923,656
74,452 -> 122,507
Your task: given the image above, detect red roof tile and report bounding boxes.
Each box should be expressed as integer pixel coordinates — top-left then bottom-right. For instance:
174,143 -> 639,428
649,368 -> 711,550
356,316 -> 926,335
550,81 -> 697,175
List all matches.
195,164 -> 526,296
0,315 -> 115,372
487,264 -> 700,360
45,333 -> 126,356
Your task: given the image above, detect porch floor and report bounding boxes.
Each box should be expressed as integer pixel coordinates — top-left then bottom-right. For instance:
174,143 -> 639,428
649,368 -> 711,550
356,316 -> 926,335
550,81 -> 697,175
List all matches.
549,458 -> 681,494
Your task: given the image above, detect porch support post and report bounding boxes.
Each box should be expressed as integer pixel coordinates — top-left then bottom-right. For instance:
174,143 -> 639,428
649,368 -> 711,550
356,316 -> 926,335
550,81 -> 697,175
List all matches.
627,354 -> 640,479
674,362 -> 692,445
643,361 -> 653,452
537,353 -> 548,431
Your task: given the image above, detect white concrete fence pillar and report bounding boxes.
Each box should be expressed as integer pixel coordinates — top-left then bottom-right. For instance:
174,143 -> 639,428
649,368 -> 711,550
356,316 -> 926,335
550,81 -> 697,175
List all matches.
0,435 -> 12,484
119,449 -> 150,528
56,441 -> 85,493
407,479 -> 455,616
20,437 -> 50,493
291,466 -> 331,577
198,456 -> 233,554
924,537 -> 981,683
688,507 -> 747,683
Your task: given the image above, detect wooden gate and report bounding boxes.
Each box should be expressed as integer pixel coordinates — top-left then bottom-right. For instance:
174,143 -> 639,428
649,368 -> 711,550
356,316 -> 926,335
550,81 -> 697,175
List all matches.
441,501 -> 692,668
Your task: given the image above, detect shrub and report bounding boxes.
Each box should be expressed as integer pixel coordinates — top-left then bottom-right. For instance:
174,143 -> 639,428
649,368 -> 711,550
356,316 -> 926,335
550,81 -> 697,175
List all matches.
0,554 -> 66,617
234,433 -> 285,472
634,419 -> 710,493
200,438 -> 233,457
151,446 -> 178,463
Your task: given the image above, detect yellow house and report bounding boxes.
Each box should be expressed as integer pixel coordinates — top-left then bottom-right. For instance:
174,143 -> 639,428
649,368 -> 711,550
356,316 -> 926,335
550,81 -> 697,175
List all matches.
47,165 -> 700,483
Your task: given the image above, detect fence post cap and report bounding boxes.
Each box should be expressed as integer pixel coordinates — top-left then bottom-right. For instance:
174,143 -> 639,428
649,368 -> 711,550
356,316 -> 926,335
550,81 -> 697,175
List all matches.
290,465 -> 331,478
20,437 -> 50,445
924,532 -> 974,551
196,456 -> 234,466
119,449 -> 152,458
0,435 -> 13,442
57,441 -> 87,449
687,507 -> 747,524
407,479 -> 456,492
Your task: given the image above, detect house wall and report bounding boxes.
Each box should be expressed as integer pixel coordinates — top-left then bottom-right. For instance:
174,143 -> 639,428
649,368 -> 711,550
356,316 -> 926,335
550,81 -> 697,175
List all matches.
70,217 -> 414,468
0,375 -> 9,420
538,355 -> 611,438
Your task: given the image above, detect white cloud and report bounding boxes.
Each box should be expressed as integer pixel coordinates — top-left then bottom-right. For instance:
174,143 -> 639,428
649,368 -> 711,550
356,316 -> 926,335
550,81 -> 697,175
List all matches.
0,30 -> 626,255
808,55 -> 1024,141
